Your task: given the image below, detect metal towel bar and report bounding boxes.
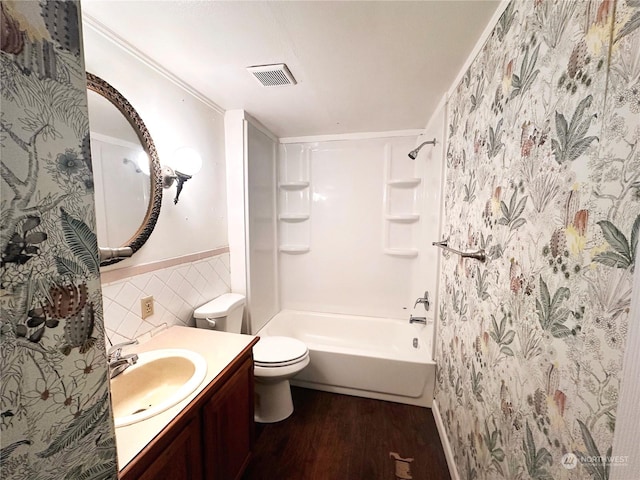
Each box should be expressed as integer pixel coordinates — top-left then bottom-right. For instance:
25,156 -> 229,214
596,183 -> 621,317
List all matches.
432,240 -> 486,262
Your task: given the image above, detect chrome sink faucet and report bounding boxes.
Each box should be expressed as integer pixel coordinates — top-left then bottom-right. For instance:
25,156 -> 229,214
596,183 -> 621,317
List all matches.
414,291 -> 430,311
108,339 -> 139,379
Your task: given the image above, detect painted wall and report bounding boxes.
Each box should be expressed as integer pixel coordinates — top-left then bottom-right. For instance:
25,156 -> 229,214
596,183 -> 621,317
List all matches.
435,1 -> 640,479
1,2 -> 117,478
81,19 -> 232,340
246,122 -> 279,333
415,100 -> 447,356
278,134 -> 441,320
225,110 -> 279,334
82,21 -> 228,269
610,262 -> 640,478
224,110 -> 249,298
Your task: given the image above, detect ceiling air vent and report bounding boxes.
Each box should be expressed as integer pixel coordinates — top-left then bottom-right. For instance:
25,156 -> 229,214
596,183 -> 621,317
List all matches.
247,63 -> 297,87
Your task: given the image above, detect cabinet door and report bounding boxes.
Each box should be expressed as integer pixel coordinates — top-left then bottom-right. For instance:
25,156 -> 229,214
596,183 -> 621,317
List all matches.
132,417 -> 203,480
202,357 -> 254,480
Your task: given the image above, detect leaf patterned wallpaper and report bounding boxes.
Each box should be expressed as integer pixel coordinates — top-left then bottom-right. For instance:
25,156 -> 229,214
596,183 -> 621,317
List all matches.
1,2 -> 117,479
436,0 -> 640,478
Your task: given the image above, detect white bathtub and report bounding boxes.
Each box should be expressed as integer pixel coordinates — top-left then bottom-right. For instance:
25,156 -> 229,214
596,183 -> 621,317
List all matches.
256,310 -> 436,407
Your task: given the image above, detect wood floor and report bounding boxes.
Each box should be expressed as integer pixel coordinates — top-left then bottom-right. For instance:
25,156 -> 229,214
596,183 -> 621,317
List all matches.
242,387 -> 450,480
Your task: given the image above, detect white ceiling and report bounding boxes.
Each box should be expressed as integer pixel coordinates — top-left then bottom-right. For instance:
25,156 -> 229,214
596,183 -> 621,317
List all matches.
81,0 -> 501,139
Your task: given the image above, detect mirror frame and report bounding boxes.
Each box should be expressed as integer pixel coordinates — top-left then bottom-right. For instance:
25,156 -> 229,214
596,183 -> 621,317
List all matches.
86,72 -> 163,266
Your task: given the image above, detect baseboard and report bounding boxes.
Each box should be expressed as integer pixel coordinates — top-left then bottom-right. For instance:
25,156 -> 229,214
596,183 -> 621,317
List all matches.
432,399 -> 460,480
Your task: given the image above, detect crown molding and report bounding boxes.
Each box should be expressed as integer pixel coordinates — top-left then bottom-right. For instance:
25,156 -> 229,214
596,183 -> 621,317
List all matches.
82,13 -> 225,115
279,129 -> 425,144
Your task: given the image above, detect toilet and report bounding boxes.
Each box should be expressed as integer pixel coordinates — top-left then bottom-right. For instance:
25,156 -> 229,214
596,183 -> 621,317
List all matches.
251,335 -> 310,423
193,293 -> 309,423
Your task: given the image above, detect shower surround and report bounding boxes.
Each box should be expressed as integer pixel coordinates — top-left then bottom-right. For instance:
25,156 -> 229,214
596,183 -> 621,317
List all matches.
278,135 -> 440,320
436,0 -> 640,478
228,117 -> 443,403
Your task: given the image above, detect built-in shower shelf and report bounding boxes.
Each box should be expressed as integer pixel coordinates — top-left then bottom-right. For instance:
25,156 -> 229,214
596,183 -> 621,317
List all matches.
278,213 -> 310,222
279,245 -> 310,254
279,181 -> 310,190
386,178 -> 421,188
385,214 -> 420,223
383,248 -> 419,258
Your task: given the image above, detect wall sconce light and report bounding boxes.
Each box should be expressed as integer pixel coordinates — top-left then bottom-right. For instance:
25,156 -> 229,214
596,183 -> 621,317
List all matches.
135,150 -> 151,176
162,147 -> 202,204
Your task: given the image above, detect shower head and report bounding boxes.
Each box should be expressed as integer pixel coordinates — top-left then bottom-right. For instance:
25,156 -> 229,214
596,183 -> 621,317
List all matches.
408,139 -> 437,160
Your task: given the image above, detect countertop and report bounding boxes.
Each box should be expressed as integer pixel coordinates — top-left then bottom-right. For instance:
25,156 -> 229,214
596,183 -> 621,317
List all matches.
113,326 -> 257,470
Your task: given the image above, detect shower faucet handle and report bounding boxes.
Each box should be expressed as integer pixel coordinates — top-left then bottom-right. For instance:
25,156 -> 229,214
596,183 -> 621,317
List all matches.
414,291 -> 430,311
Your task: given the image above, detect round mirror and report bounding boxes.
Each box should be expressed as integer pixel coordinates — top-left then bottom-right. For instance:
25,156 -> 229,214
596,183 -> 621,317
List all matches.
86,73 -> 162,266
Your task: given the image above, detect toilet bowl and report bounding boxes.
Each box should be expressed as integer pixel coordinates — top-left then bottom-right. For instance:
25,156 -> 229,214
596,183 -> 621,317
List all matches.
193,294 -> 309,423
252,336 -> 310,423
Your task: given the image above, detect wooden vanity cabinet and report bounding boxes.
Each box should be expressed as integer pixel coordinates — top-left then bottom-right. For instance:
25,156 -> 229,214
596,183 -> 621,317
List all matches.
119,343 -> 257,480
135,417 -> 203,480
202,356 -> 255,480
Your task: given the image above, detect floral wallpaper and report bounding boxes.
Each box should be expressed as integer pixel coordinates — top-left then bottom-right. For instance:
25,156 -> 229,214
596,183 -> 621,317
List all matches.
1,1 -> 117,479
436,0 -> 639,479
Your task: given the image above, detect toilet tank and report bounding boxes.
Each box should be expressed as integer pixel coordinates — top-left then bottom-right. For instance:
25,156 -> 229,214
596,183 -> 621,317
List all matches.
193,293 -> 245,333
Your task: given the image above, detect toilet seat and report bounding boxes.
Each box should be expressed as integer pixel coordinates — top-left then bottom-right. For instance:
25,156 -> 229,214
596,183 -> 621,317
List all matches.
254,336 -> 308,367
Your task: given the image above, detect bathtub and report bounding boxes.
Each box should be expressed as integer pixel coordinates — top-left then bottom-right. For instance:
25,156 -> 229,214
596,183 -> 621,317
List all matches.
256,310 -> 436,407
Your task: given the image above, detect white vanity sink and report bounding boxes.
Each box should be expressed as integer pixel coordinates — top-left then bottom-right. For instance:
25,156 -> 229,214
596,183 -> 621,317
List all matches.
110,349 -> 207,427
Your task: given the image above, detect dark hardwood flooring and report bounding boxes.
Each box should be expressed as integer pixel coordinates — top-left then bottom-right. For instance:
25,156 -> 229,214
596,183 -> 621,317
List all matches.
242,387 -> 450,480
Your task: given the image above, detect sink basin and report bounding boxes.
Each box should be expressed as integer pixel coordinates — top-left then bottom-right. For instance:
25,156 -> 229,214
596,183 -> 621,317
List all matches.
110,348 -> 207,427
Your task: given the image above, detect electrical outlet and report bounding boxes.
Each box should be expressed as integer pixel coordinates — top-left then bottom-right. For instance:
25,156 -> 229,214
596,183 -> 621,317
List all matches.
141,296 -> 154,319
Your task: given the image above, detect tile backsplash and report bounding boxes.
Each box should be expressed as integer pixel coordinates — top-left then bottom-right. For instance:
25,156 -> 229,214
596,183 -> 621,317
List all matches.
102,253 -> 231,344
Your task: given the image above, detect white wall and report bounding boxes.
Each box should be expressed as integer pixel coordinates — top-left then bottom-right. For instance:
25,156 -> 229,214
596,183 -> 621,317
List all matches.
82,23 -> 228,269
278,134 -> 441,320
247,123 -> 279,333
225,110 -> 279,333
610,264 -> 640,478
413,99 -> 446,355
224,110 -> 248,296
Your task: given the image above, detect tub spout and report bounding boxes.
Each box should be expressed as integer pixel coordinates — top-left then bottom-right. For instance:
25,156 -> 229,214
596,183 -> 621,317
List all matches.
409,315 -> 427,325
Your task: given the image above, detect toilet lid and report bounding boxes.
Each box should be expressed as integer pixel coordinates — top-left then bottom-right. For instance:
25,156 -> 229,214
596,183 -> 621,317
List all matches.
254,336 -> 308,366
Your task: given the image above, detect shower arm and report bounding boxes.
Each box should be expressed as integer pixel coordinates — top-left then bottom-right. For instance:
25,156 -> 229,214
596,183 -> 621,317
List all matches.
408,139 -> 437,160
